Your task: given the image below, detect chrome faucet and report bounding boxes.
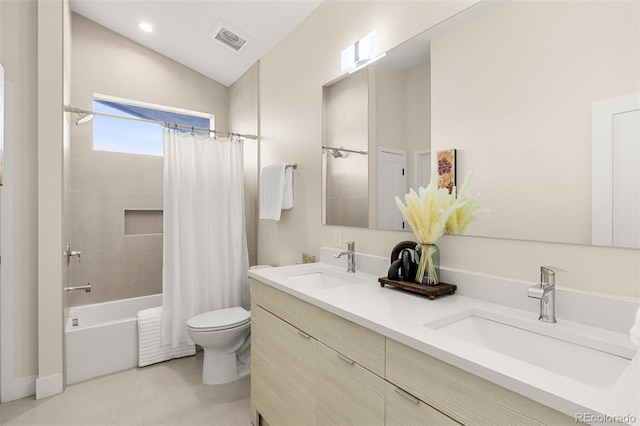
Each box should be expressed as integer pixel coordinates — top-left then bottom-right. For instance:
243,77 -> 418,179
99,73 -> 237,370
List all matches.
64,284 -> 92,293
528,266 -> 557,323
334,241 -> 356,273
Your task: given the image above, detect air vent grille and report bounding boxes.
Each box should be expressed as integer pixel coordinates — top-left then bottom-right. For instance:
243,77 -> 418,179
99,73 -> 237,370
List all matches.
214,28 -> 247,52
208,19 -> 252,53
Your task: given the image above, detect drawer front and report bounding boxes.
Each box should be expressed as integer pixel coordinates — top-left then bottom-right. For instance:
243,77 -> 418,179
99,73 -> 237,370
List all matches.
386,382 -> 460,426
252,306 -> 317,426
316,307 -> 385,377
386,339 -> 576,426
317,343 -> 385,426
251,279 -> 318,336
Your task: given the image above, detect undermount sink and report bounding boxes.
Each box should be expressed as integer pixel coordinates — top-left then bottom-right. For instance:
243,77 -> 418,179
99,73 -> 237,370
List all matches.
425,309 -> 636,388
284,265 -> 367,289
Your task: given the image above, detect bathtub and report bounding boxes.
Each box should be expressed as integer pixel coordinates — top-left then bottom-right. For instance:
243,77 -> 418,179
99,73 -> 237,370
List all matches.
65,294 -> 162,384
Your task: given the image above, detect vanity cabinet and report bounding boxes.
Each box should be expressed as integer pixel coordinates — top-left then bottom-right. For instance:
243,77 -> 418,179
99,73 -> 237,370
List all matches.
251,279 -> 577,426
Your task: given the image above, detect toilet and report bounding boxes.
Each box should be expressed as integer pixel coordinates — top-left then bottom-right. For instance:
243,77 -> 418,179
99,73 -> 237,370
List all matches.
187,265 -> 271,385
187,306 -> 251,385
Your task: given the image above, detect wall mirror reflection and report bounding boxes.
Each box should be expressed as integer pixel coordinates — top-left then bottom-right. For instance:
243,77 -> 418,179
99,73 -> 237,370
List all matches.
321,0 -> 640,248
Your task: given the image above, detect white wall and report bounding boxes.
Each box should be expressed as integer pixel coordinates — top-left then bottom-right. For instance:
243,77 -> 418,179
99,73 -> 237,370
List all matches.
257,1 -> 639,301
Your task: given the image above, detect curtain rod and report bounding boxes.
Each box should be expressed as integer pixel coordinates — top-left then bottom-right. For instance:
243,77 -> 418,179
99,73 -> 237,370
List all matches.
64,105 -> 258,140
322,146 -> 368,155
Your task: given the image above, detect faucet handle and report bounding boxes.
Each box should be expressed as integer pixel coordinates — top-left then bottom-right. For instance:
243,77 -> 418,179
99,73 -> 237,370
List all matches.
346,241 -> 355,250
540,265 -> 567,286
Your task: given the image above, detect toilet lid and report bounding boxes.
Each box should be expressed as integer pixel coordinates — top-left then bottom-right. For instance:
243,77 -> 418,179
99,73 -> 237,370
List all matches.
187,307 -> 250,331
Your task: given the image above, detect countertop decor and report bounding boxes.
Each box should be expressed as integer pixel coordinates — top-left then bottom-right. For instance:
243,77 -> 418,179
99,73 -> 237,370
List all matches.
378,277 -> 456,300
395,171 -> 486,284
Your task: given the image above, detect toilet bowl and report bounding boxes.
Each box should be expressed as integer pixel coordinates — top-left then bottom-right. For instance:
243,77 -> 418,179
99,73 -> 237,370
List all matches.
187,307 -> 251,385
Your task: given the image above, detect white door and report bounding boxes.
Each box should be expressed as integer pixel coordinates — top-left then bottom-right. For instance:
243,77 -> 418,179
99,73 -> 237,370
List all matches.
378,148 -> 406,230
592,92 -> 640,248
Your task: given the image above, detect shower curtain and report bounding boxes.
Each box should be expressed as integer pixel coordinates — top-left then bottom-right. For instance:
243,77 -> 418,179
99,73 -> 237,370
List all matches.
161,130 -> 249,347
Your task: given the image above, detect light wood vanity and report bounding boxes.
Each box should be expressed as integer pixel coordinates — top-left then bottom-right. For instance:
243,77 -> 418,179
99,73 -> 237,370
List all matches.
251,279 -> 576,426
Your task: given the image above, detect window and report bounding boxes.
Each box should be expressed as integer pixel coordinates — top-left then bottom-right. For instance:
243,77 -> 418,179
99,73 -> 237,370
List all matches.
93,96 -> 213,156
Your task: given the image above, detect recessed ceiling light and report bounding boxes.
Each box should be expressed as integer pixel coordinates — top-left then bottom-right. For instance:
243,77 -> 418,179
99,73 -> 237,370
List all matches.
139,22 -> 153,33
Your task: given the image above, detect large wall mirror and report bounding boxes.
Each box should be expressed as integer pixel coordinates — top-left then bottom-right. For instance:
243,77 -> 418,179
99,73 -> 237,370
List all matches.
322,0 -> 640,248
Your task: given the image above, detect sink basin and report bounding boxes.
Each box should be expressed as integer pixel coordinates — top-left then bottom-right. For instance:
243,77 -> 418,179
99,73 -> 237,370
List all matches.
425,309 -> 636,388
284,265 -> 366,289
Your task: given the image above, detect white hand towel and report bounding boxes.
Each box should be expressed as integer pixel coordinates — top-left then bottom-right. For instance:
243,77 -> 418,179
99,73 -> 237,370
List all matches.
282,166 -> 293,210
630,307 -> 640,346
260,164 -> 293,221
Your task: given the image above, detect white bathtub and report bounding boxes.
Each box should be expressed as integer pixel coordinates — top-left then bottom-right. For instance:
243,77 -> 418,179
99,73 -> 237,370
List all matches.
65,294 -> 162,384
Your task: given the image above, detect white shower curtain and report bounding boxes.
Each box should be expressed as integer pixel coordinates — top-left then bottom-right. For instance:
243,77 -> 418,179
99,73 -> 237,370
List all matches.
161,130 -> 249,347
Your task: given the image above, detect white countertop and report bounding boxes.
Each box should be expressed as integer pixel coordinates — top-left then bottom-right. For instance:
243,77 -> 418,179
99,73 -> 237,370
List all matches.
249,262 -> 640,425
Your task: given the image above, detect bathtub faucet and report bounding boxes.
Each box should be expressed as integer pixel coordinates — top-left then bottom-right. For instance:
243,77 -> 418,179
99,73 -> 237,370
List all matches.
64,283 -> 92,293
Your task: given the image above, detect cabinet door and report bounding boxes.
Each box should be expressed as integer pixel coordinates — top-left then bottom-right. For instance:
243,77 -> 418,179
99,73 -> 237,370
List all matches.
251,279 -> 318,336
316,342 -> 385,426
386,339 -> 575,426
252,306 -> 317,426
316,308 -> 385,377
386,382 -> 460,426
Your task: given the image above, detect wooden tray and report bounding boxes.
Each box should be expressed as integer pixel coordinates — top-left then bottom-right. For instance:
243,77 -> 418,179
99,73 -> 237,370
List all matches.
378,277 -> 456,300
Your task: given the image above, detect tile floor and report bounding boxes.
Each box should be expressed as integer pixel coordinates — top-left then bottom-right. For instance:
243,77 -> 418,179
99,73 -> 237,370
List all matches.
0,352 -> 253,426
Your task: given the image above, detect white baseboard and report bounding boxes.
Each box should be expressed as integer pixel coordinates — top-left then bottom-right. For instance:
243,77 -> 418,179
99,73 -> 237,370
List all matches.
1,375 -> 37,402
35,373 -> 63,400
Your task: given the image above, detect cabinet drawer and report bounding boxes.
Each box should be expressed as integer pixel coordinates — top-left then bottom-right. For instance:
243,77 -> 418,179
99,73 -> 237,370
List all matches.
316,307 -> 385,377
252,306 -> 317,426
386,381 -> 460,426
317,342 -> 385,426
386,339 -> 575,426
251,279 -> 318,336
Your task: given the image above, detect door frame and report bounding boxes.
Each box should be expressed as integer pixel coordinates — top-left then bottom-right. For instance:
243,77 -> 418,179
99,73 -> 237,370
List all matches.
592,92 -> 640,246
1,78 -> 16,402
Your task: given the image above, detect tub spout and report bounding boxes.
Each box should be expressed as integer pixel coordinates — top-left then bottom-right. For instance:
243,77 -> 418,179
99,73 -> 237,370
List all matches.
64,284 -> 92,293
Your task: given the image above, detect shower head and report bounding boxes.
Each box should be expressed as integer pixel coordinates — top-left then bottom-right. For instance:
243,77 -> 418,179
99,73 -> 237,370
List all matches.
75,113 -> 94,125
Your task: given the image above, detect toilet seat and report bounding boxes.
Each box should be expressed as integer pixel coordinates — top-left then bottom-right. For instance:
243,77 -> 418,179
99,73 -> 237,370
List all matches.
187,307 -> 251,332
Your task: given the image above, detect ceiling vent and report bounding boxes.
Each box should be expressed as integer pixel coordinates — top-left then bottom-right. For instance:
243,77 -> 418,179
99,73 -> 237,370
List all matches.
208,19 -> 252,53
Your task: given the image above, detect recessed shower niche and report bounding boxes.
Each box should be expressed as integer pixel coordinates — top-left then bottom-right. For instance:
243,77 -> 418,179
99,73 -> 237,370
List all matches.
124,209 -> 163,236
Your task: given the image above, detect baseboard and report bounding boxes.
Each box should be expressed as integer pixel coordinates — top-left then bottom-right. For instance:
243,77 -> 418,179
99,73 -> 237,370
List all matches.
35,373 -> 63,400
4,375 -> 37,402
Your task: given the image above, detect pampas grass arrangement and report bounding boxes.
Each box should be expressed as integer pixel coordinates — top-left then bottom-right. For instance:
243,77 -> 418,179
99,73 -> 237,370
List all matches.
395,171 -> 486,284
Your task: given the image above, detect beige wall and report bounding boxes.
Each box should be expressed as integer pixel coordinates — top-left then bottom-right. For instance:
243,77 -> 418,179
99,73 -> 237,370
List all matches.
229,62 -> 260,309
259,1 -> 475,265
37,0 -> 66,393
258,1 -> 639,301
230,63 -> 259,270
1,0 -> 39,379
69,14 -> 232,306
